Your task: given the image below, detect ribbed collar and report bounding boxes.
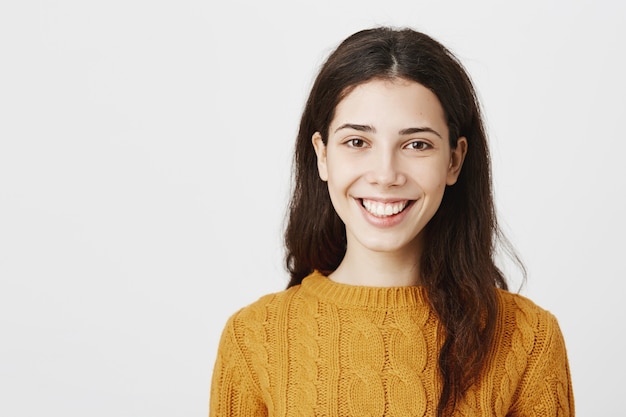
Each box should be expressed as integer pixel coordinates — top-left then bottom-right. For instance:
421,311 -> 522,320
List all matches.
300,270 -> 429,309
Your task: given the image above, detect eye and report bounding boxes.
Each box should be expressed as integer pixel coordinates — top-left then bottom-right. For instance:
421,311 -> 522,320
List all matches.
345,138 -> 367,148
405,140 -> 431,151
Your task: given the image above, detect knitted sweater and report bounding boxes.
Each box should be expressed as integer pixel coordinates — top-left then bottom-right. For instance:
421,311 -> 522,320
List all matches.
210,271 -> 574,416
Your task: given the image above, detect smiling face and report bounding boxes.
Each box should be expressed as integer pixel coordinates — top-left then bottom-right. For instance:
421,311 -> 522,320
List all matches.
313,78 -> 467,262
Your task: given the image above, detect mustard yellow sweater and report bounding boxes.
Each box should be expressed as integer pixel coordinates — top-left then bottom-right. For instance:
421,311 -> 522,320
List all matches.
210,271 -> 574,416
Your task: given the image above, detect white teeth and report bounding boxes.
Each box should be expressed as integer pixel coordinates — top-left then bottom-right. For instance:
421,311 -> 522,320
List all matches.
362,199 -> 408,217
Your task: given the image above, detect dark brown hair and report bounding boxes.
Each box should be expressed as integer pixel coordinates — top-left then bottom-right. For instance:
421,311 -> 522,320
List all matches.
284,27 -> 519,416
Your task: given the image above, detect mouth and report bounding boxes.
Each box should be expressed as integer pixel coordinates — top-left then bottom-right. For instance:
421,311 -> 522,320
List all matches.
360,198 -> 412,218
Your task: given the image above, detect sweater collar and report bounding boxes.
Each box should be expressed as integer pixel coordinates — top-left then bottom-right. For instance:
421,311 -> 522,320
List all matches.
300,270 -> 429,309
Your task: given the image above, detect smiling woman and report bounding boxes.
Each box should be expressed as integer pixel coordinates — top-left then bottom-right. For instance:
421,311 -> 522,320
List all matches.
209,27 -> 574,417
311,79 -> 467,287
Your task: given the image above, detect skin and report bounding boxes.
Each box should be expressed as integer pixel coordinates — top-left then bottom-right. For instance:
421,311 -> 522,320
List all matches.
312,78 -> 467,287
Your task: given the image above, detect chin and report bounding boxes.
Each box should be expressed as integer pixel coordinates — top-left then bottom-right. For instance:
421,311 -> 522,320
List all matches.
357,236 -> 419,255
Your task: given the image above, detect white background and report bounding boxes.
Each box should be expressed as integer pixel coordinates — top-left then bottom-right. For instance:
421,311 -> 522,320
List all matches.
1,0 -> 624,415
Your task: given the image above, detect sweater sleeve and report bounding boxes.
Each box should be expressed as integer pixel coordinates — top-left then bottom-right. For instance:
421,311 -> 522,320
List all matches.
209,315 -> 267,417
511,312 -> 575,417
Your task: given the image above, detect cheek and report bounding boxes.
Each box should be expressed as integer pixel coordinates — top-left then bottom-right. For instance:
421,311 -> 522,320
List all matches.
411,163 -> 449,192
326,156 -> 358,189
326,171 -> 352,203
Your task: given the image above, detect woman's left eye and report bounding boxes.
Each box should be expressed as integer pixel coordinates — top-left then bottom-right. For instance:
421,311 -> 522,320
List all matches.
405,141 -> 431,150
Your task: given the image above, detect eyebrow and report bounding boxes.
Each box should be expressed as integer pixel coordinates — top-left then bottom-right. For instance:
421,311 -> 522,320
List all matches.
334,123 -> 443,139
334,123 -> 375,133
399,127 -> 442,139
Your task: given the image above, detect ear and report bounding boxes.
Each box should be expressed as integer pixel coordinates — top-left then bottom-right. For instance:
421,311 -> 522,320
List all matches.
446,137 -> 467,185
312,132 -> 328,181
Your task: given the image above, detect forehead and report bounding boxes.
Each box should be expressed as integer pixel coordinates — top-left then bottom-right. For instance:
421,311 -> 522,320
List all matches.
330,78 -> 447,131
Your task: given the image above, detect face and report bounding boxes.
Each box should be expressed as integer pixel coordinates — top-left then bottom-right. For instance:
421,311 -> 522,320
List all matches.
312,78 -> 467,260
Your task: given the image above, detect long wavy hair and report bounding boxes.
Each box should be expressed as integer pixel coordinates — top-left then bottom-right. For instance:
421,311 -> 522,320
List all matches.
284,27 -> 520,416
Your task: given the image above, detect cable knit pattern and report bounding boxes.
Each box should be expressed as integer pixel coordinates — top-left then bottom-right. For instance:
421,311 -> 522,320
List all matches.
385,309 -> 430,416
237,297 -> 274,412
344,310 -> 386,417
495,295 -> 538,415
210,271 -> 574,416
287,293 -> 319,415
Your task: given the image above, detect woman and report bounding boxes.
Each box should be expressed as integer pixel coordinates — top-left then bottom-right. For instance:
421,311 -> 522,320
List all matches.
210,27 -> 574,416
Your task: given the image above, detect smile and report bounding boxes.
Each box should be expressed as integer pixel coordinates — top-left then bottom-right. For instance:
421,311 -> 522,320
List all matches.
361,199 -> 410,217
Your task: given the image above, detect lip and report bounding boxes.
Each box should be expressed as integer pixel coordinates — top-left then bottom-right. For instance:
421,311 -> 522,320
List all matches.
356,197 -> 415,228
360,197 -> 409,204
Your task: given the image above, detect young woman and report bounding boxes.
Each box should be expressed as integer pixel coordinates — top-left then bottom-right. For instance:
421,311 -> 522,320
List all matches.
210,27 -> 574,416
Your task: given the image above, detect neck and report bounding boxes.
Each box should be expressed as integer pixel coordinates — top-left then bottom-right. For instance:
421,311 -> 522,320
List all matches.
329,243 -> 422,287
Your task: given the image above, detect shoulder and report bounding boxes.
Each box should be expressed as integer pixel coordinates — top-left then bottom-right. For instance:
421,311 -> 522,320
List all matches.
494,288 -> 567,362
225,284 -> 303,334
494,293 -> 574,413
496,288 -> 559,327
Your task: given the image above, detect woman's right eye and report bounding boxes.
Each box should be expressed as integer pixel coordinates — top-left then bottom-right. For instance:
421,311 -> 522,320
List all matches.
345,138 -> 366,148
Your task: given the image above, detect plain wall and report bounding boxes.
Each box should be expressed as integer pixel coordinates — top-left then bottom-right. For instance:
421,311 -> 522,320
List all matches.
1,0 -> 624,415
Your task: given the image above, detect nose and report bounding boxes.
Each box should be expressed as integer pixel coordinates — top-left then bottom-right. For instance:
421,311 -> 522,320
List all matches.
366,149 -> 406,187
